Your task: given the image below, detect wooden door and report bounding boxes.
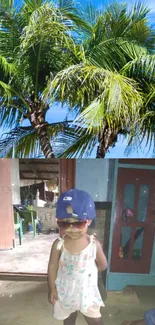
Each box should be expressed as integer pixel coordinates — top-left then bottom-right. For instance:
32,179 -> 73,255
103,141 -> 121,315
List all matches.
59,159 -> 76,237
110,168 -> 155,274
60,159 -> 76,193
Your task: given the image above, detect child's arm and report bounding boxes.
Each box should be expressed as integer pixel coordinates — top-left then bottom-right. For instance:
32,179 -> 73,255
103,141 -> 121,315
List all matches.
47,239 -> 61,304
95,239 -> 108,272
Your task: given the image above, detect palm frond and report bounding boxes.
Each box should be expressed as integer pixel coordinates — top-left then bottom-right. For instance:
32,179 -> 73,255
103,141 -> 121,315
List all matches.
0,56 -> 16,76
0,126 -> 34,157
7,130 -> 42,158
53,127 -> 97,158
88,38 -> 127,70
83,3 -> 103,26
0,80 -> 31,129
88,1 -> 155,50
0,121 -> 75,158
0,102 -> 26,129
129,1 -> 155,50
0,2 -> 21,59
124,128 -> 155,158
0,80 -> 30,111
57,0 -> 79,12
0,0 -> 155,159
122,54 -> 155,81
18,3 -> 80,92
20,4 -> 69,50
0,0 -> 15,10
57,0 -> 92,34
48,64 -> 143,127
131,1 -> 150,21
117,40 -> 148,60
145,88 -> 155,107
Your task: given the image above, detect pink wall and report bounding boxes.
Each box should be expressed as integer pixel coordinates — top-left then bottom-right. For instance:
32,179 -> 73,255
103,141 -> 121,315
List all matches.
0,159 -> 14,249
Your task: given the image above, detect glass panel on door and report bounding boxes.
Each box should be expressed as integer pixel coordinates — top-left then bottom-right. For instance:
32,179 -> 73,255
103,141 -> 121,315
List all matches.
123,184 -> 135,221
137,185 -> 149,222
132,227 -> 144,260
119,226 -> 131,260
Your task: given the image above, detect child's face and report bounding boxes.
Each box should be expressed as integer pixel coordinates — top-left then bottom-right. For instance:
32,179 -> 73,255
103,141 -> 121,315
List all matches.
57,218 -> 92,239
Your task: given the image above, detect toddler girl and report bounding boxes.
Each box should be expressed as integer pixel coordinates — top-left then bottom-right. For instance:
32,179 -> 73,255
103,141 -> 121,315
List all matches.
48,188 -> 107,325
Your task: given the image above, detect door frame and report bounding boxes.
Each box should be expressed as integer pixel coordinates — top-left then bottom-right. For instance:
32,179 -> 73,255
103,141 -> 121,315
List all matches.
60,159 -> 76,193
106,159 -> 155,291
110,168 -> 155,273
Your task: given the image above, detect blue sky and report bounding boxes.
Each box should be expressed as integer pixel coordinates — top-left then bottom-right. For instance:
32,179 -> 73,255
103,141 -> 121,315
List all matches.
2,0 -> 155,158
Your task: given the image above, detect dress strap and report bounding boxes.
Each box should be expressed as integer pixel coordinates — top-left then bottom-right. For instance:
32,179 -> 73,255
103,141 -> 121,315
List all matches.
90,234 -> 97,259
56,237 -> 65,251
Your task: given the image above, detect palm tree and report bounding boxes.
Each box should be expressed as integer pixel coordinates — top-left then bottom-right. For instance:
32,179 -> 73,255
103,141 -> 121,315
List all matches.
0,0 -> 89,157
46,2 -> 155,158
0,1 -> 155,158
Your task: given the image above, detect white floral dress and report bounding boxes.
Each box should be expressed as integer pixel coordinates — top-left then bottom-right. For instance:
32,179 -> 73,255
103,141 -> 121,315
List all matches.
54,235 -> 104,318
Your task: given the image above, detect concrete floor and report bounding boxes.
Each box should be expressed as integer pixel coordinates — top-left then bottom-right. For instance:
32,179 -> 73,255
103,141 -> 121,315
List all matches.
0,281 -> 154,325
0,233 -> 58,273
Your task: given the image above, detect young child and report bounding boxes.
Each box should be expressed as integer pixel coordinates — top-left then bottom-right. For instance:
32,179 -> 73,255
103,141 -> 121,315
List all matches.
48,188 -> 107,325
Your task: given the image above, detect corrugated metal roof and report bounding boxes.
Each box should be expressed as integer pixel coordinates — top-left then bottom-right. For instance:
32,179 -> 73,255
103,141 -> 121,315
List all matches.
19,159 -> 60,180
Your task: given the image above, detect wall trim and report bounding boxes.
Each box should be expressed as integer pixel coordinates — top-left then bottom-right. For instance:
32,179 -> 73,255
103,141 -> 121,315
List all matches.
106,159 -> 119,290
106,272 -> 155,291
118,163 -> 155,170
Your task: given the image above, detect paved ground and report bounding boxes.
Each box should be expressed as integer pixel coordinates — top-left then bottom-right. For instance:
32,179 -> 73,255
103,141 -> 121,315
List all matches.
0,280 -> 154,325
0,233 -> 58,273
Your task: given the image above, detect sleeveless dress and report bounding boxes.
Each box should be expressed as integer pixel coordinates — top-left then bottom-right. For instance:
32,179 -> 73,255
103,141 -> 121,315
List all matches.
53,235 -> 104,320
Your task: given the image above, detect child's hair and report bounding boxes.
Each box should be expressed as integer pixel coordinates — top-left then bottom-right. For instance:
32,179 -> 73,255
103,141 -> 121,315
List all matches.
56,188 -> 96,221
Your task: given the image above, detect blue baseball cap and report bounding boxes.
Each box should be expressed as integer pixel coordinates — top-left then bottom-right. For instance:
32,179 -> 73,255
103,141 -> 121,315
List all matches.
56,188 -> 96,220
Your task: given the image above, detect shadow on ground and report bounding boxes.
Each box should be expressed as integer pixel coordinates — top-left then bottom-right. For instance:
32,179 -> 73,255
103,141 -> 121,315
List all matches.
0,281 -> 154,325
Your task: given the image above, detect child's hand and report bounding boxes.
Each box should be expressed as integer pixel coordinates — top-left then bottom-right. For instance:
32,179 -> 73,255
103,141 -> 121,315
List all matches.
48,288 -> 58,304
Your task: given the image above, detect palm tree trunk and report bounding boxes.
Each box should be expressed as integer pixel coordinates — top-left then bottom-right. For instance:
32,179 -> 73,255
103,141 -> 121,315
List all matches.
96,144 -> 106,158
96,127 -> 118,158
36,125 -> 55,158
29,102 -> 55,158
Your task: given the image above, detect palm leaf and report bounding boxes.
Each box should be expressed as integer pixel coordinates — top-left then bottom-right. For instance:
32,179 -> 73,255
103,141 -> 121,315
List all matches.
0,126 -> 34,157
74,71 -> 143,131
0,81 -> 31,129
49,64 -> 143,127
0,56 -> 16,76
88,38 -> 127,70
0,2 -> 21,59
130,1 -> 150,21
0,121 -> 74,158
83,3 -> 103,26
124,129 -> 155,158
0,1 -> 15,9
121,54 -> 155,81
54,127 -> 97,158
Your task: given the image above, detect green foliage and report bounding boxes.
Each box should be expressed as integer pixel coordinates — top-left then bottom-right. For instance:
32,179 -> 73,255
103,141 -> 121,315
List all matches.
0,0 -> 155,157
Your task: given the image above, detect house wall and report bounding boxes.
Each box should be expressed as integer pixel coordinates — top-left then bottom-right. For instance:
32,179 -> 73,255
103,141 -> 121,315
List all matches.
0,159 -> 15,249
11,159 -> 21,204
75,159 -> 110,201
75,159 -> 114,255
106,160 -> 155,291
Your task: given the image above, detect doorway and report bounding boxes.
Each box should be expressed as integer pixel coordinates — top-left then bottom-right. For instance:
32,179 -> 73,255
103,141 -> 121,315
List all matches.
0,159 -> 75,275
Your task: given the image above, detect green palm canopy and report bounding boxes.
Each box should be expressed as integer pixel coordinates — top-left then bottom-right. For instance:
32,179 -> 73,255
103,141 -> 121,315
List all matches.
0,0 -> 155,158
